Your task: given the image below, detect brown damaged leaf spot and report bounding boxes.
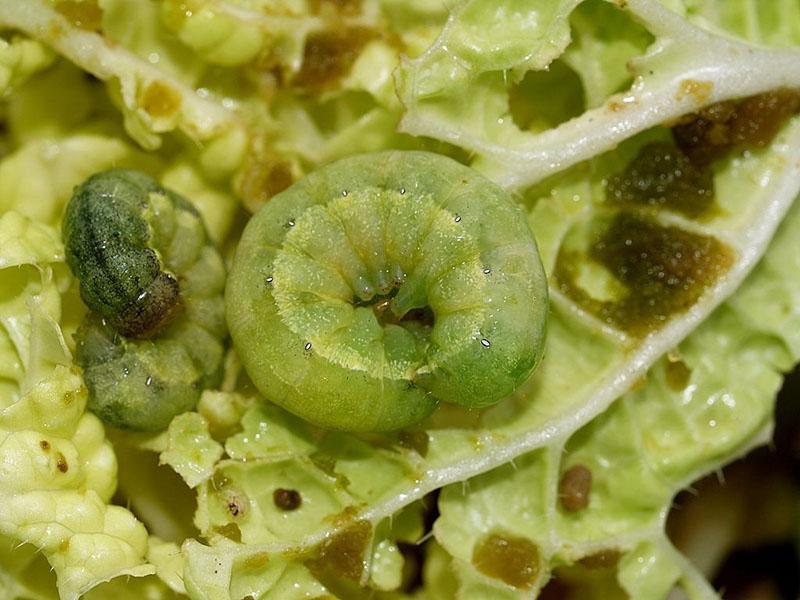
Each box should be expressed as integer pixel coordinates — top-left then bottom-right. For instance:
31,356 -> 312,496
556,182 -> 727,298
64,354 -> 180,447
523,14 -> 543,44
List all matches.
242,552 -> 270,570
472,532 -> 541,589
307,520 -> 372,581
676,79 -> 714,105
56,452 -> 69,473
664,357 -> 691,391
673,88 -> 800,166
293,27 -> 378,92
140,81 -> 182,119
325,504 -> 363,527
554,213 -> 734,336
236,153 -> 294,212
397,429 -> 429,457
578,549 -> 621,569
214,523 -> 242,543
606,142 -> 715,218
39,440 -> 50,451
55,0 -> 103,31
559,464 -> 593,512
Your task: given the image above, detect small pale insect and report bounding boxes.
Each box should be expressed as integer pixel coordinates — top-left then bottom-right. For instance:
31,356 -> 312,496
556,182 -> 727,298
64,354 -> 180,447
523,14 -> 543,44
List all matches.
226,151 -> 548,431
63,169 -> 227,431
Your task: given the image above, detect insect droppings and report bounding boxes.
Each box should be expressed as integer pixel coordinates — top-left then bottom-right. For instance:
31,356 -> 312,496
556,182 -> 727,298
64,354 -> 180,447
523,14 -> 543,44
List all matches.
559,464 -> 592,512
228,500 -> 242,517
56,452 -> 69,473
273,488 -> 303,511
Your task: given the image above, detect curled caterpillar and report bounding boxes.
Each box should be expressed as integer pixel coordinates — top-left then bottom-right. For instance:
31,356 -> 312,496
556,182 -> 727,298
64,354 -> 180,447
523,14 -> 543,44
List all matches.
227,151 -> 548,431
63,169 -> 227,431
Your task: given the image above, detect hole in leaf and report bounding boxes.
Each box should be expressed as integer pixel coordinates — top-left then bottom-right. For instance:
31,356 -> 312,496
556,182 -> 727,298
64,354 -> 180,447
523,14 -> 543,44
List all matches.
508,59 -> 585,132
564,0 -> 655,107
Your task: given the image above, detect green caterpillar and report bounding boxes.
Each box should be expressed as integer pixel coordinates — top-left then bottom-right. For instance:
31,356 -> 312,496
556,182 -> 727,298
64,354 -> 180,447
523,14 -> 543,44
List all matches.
227,151 -> 548,431
63,169 -> 226,431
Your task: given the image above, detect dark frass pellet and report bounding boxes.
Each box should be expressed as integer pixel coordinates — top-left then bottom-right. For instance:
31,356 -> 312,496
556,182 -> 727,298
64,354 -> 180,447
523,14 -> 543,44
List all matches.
273,488 -> 303,511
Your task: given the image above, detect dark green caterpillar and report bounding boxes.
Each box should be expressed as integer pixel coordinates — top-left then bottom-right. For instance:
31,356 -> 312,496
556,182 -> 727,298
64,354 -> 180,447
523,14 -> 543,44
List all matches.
227,151 -> 548,431
63,169 -> 226,431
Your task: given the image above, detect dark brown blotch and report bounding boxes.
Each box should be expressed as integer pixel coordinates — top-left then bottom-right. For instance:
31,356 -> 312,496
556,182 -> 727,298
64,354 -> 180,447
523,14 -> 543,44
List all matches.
56,452 -> 69,473
673,88 -> 800,166
237,152 -> 293,212
293,27 -> 377,92
606,142 -> 715,218
307,520 -> 372,581
273,488 -> 303,511
472,532 -> 541,588
559,464 -> 592,512
554,213 -> 734,336
578,549 -> 621,569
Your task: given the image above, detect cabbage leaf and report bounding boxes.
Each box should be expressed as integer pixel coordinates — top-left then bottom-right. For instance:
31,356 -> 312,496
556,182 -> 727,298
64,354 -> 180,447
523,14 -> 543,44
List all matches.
0,1 -> 799,599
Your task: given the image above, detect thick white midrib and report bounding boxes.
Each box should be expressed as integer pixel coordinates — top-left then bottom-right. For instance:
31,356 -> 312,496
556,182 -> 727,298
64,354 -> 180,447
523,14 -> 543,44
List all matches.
398,0 -> 800,190
186,124 -> 800,564
0,0 -> 235,140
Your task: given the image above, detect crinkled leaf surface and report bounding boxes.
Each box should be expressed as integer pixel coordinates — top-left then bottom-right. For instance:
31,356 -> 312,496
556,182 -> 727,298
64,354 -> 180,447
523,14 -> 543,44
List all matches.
396,0 -> 800,189
0,213 -> 156,599
434,185 -> 800,592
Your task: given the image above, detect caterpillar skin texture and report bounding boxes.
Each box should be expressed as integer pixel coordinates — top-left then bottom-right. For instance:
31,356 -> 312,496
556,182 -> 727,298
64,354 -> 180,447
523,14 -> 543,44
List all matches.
63,169 -> 227,431
227,151 -> 548,431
